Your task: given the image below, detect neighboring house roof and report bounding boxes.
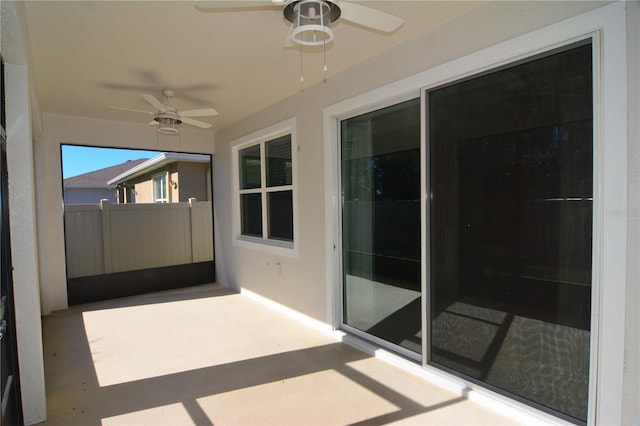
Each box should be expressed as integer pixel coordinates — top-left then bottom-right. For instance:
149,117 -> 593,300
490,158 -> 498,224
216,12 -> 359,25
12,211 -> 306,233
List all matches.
64,158 -> 149,189
107,152 -> 211,186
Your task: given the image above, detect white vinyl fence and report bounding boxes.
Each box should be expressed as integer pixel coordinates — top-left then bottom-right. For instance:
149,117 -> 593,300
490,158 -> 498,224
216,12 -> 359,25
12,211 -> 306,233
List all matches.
64,199 -> 213,279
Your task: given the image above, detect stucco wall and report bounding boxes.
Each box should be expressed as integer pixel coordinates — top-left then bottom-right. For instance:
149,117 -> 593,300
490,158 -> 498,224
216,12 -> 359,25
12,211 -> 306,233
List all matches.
2,1 -> 47,423
176,162 -> 210,202
134,178 -> 154,203
170,168 -> 178,202
6,63 -> 47,426
623,3 -> 640,425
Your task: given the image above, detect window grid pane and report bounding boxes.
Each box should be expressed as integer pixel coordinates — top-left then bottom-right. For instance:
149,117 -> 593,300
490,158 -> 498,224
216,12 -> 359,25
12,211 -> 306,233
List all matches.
239,145 -> 261,190
241,193 -> 263,237
153,175 -> 168,203
266,135 -> 292,187
267,190 -> 293,241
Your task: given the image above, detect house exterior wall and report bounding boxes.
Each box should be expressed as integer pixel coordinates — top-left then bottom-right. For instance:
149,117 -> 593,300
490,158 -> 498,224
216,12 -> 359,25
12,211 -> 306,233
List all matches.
5,62 -> 47,426
126,161 -> 209,203
623,4 -> 640,424
134,178 -> 155,203
63,187 -> 117,204
170,169 -> 178,202
2,2 -> 47,423
175,162 -> 210,202
213,2 -> 638,425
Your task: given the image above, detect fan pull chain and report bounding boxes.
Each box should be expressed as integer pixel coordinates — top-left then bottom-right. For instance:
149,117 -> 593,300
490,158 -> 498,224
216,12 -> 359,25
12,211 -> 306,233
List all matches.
299,44 -> 305,88
323,36 -> 328,74
300,45 -> 304,82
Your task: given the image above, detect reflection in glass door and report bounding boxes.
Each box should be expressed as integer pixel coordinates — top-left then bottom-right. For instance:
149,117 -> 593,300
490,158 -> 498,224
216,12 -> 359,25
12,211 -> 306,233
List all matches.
427,41 -> 593,423
341,98 -> 421,355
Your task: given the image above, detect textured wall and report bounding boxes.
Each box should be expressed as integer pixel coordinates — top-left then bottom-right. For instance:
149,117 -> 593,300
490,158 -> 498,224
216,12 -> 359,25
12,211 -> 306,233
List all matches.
623,3 -> 640,425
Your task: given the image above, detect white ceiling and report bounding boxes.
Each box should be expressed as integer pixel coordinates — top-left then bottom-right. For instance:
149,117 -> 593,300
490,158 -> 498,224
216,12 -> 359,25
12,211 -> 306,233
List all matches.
22,1 -> 485,132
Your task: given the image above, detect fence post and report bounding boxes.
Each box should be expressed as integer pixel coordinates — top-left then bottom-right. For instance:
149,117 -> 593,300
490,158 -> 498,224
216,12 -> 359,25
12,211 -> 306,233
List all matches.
189,198 -> 197,263
100,199 -> 112,274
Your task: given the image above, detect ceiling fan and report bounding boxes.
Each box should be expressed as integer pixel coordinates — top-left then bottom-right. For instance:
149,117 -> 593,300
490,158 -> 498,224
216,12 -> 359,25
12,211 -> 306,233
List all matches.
110,89 -> 218,135
194,0 -> 404,46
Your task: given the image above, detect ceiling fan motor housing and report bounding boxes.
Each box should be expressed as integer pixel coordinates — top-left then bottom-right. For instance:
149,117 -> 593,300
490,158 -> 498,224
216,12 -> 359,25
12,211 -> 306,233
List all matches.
110,90 -> 215,134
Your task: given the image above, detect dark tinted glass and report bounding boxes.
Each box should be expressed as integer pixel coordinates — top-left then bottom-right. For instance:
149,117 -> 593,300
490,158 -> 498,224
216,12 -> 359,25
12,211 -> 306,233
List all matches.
266,135 -> 292,187
241,193 -> 262,237
341,98 -> 422,354
267,190 -> 293,241
429,43 -> 592,423
239,145 -> 261,189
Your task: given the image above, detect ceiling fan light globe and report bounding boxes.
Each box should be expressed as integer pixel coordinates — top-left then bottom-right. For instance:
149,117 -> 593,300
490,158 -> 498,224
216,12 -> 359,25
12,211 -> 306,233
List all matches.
290,24 -> 333,46
155,116 -> 180,135
285,0 -> 338,46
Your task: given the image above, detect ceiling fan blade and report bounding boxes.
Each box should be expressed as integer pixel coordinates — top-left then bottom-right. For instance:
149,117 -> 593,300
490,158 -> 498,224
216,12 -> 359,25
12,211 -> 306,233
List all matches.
109,106 -> 155,115
179,108 -> 219,117
193,0 -> 280,10
181,117 -> 213,129
149,120 -> 159,126
141,94 -> 166,112
338,2 -> 404,33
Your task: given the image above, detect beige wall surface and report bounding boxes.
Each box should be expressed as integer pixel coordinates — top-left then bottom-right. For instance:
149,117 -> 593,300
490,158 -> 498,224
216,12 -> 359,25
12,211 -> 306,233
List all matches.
623,4 -> 640,425
2,1 -> 48,423
170,169 -> 178,202
176,162 -> 210,202
134,179 -> 154,204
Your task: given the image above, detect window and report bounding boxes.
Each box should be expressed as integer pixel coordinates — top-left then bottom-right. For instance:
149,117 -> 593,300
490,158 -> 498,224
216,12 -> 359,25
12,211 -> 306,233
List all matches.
153,173 -> 168,203
233,118 -> 296,252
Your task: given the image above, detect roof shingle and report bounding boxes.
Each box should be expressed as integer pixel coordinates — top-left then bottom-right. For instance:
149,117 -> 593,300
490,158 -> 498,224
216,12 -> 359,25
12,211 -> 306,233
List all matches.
64,158 -> 149,188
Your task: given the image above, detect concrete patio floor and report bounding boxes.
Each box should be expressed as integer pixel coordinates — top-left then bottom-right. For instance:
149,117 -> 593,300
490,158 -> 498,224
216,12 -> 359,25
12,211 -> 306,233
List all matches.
40,283 -> 517,425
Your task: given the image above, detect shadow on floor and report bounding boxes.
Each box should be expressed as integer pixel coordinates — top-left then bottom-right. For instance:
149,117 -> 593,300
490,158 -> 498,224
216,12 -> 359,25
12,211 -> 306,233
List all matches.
41,284 -> 488,425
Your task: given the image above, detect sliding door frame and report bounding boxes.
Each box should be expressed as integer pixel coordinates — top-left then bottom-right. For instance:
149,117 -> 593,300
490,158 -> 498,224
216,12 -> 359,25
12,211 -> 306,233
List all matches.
422,37 -> 598,424
335,93 -> 423,363
323,4 -> 627,424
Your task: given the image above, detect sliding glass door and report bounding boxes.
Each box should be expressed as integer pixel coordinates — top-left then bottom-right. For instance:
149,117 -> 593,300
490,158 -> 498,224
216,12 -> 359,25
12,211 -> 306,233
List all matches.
339,40 -> 594,424
341,98 -> 422,355
427,41 -> 593,423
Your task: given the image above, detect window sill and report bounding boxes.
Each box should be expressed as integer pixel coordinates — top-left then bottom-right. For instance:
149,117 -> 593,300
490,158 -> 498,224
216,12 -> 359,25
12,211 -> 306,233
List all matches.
234,235 -> 298,258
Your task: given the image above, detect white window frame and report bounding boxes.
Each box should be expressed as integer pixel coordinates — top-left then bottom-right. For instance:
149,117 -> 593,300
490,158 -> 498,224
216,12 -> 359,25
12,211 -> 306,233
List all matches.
323,3 -> 627,425
153,172 -> 168,203
231,117 -> 298,257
